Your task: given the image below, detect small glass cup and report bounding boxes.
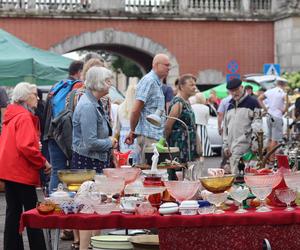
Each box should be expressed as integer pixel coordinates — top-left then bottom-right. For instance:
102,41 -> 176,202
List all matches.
230,186 -> 250,213
275,188 -> 296,211
206,192 -> 228,214
250,186 -> 273,212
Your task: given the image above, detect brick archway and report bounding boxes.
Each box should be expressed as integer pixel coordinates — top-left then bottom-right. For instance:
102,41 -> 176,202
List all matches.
50,28 -> 179,84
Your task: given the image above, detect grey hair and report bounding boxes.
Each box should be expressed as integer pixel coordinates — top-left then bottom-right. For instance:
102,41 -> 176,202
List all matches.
85,66 -> 113,92
11,82 -> 37,103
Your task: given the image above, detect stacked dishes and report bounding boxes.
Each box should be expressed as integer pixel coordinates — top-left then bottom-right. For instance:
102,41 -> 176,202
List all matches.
91,235 -> 133,250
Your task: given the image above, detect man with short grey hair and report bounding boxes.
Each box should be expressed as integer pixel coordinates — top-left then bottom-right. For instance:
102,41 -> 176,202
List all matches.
125,53 -> 170,163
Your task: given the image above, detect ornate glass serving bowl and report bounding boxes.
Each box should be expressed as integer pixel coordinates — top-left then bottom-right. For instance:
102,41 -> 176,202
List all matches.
164,181 -> 200,202
283,172 -> 300,190
58,169 -> 96,191
199,175 -> 235,193
103,168 -> 141,185
250,186 -> 273,212
244,173 -> 282,188
94,177 -> 125,197
229,186 -> 250,213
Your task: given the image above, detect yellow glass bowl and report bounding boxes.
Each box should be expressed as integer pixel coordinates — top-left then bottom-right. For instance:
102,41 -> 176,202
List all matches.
58,169 -> 96,185
200,175 -> 235,193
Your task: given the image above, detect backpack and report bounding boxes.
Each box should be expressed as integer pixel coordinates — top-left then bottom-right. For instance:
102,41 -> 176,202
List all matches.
50,79 -> 81,118
51,90 -> 77,160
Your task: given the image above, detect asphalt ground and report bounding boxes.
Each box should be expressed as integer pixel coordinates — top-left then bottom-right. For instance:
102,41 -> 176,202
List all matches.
0,156 -> 221,250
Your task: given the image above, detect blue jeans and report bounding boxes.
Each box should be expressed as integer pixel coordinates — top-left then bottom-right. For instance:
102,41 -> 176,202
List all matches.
48,139 -> 68,193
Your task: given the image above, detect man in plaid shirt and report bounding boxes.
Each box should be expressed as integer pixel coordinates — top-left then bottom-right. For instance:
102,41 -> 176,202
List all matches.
126,53 -> 170,163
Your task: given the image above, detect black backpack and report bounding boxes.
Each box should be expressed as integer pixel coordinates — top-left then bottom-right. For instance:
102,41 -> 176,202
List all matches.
51,90 -> 77,160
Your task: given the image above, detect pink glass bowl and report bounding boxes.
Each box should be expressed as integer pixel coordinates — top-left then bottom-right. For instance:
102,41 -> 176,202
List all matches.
94,177 -> 125,195
244,173 -> 282,188
103,168 -> 141,185
164,181 -> 200,202
283,172 -> 300,190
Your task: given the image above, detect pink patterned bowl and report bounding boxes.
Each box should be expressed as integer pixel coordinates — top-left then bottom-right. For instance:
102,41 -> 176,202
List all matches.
103,168 -> 141,185
283,172 -> 300,190
164,181 -> 200,202
244,173 -> 282,188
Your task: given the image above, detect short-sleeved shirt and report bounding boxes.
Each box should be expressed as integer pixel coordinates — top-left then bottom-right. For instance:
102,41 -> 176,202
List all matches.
162,84 -> 174,103
217,95 -> 232,113
135,70 -> 165,140
264,87 -> 286,118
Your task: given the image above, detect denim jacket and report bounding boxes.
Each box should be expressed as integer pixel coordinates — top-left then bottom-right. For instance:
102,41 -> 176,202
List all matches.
72,90 -> 112,161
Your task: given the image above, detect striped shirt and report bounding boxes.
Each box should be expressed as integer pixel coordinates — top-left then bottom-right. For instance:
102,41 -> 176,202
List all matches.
135,70 -> 165,140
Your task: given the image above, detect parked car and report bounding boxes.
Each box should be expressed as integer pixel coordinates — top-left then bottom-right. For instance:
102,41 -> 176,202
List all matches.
244,74 -> 287,90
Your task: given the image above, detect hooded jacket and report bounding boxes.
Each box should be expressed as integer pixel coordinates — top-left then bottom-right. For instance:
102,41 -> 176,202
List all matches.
223,92 -> 261,156
0,104 -> 46,186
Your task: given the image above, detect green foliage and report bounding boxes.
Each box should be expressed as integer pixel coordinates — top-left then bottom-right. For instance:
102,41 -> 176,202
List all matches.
282,72 -> 300,89
111,56 -> 143,78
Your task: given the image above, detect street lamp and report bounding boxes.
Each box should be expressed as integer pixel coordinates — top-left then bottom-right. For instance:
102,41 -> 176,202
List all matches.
146,109 -> 191,162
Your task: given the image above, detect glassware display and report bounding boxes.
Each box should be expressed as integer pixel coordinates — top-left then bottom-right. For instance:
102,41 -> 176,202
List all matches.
103,168 -> 141,185
206,192 -> 228,214
275,188 -> 297,211
164,181 -> 200,203
250,186 -> 273,212
229,186 -> 250,213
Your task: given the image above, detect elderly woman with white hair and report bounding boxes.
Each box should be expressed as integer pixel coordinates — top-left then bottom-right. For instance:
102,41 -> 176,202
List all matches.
0,82 -> 51,250
71,66 -> 118,250
191,92 -> 213,157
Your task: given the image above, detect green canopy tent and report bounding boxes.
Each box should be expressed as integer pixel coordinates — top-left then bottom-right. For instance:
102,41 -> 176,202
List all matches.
0,29 -> 72,86
202,82 -> 260,99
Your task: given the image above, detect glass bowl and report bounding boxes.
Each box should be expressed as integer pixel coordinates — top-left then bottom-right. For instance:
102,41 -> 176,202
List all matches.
250,186 -> 273,212
164,181 -> 200,202
199,175 -> 235,193
94,177 -> 125,196
103,168 -> 141,185
58,169 -> 96,185
244,173 -> 282,188
283,172 -> 300,190
206,192 -> 228,214
275,188 -> 297,211
93,203 -> 116,215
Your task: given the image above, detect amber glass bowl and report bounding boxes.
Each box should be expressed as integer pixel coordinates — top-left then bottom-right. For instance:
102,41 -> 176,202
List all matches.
58,169 -> 96,185
200,175 -> 235,193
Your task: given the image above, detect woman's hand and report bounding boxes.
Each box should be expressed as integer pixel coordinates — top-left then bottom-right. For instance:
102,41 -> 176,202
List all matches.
44,161 -> 52,175
109,137 -> 118,149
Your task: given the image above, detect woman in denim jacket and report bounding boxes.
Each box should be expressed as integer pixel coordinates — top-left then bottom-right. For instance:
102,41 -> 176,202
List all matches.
71,66 -> 118,250
72,66 -> 117,172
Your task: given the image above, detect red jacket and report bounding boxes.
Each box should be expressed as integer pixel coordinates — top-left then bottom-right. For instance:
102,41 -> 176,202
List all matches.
0,104 -> 46,186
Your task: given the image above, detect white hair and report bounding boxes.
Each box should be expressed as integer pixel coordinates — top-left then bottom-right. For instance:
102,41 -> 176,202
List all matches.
85,66 -> 113,92
11,82 -> 37,103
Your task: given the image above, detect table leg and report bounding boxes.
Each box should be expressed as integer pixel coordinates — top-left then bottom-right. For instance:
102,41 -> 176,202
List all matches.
43,229 -> 52,250
52,229 -> 60,250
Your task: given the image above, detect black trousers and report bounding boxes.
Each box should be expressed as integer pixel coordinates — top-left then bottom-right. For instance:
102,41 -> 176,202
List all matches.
4,181 -> 46,250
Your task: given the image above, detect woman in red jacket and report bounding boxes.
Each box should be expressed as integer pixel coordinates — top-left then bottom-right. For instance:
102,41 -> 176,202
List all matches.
0,82 -> 52,250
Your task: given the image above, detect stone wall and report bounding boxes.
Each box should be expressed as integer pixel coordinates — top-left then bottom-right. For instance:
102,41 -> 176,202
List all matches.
275,16 -> 300,72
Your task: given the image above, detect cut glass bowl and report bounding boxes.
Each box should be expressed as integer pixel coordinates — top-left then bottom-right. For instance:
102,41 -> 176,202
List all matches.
164,181 -> 200,202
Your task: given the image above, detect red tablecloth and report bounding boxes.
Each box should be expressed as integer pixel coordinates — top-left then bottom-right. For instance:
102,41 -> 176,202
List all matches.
20,208 -> 300,250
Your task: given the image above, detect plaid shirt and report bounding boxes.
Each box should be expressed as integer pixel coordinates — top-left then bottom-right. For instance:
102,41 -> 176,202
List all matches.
135,70 -> 165,140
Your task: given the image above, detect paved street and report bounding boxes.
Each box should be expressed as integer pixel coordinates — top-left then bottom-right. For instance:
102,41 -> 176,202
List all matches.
0,156 -> 221,250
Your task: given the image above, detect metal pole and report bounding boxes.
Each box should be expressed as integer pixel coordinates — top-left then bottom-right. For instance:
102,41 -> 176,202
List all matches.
165,115 -> 191,162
